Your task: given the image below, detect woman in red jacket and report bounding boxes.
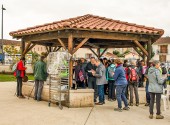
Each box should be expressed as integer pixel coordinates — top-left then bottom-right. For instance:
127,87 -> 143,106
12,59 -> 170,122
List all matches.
14,57 -> 27,98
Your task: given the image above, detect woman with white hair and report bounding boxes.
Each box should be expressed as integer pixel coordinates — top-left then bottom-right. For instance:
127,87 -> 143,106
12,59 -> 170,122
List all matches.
148,60 -> 166,119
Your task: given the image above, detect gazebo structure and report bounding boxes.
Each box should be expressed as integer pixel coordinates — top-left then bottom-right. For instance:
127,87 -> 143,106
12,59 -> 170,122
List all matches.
10,14 -> 164,88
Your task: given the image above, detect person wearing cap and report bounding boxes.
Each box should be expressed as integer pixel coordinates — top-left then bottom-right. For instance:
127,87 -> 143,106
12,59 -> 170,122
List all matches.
14,57 -> 27,98
148,60 -> 166,119
34,55 -> 48,101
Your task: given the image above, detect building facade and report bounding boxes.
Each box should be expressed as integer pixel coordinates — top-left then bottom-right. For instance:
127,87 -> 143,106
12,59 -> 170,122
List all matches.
152,37 -> 170,62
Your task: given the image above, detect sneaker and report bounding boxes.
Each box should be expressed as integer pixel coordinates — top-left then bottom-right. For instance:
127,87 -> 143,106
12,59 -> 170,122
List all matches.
136,103 -> 139,106
129,103 -> 133,106
149,114 -> 153,119
18,96 -> 25,99
114,108 -> 122,112
156,115 -> 164,119
95,102 -> 103,105
108,98 -> 112,101
123,107 -> 130,111
145,103 -> 150,106
113,99 -> 116,101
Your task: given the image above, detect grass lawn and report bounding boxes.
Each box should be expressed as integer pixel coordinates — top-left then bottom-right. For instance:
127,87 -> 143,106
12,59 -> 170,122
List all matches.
0,74 -> 34,82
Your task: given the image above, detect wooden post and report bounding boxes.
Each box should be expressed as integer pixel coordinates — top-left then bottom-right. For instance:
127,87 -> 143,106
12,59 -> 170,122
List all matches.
68,34 -> 73,89
97,48 -> 100,59
23,41 -> 31,56
49,46 -> 52,52
147,40 -> 152,65
21,39 -> 25,57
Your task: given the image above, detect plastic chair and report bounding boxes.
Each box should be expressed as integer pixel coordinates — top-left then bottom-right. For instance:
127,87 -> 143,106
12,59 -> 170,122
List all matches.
161,85 -> 170,111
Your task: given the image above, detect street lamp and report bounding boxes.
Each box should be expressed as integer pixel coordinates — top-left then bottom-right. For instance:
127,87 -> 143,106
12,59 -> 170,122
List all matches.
1,4 -> 6,54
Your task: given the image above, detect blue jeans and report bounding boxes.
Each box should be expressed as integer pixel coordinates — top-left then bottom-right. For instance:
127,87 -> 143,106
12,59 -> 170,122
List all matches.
98,85 -> 105,103
116,85 -> 128,108
108,80 -> 116,100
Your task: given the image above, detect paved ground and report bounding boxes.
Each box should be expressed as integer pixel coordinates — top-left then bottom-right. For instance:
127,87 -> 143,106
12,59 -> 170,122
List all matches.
0,82 -> 170,125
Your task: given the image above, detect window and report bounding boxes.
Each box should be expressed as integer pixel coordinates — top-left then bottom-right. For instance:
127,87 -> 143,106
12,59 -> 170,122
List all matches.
85,53 -> 92,59
160,45 -> 168,53
159,55 -> 166,62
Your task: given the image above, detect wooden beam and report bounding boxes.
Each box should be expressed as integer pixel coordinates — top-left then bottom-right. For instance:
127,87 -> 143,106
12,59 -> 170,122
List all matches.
55,47 -> 61,52
85,42 -> 100,48
53,46 -> 57,52
72,38 -> 89,54
133,47 -> 143,57
100,48 -> 108,57
57,38 -> 67,50
26,43 -> 36,53
89,48 -> 98,58
133,40 -> 148,56
22,30 -> 152,42
23,41 -> 32,56
45,46 -> 49,54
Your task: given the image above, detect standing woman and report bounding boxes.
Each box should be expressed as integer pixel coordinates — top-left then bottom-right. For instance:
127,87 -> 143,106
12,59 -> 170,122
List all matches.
113,59 -> 129,112
148,60 -> 166,119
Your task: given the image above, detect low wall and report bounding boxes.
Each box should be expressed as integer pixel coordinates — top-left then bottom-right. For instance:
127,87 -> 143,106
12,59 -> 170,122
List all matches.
0,64 -> 33,74
22,82 -> 94,108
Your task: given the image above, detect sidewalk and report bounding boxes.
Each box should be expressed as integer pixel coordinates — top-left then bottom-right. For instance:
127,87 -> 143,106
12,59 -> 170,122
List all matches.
0,82 -> 170,125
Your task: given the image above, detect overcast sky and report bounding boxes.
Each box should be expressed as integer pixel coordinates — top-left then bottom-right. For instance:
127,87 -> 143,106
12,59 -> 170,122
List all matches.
1,0 -> 170,40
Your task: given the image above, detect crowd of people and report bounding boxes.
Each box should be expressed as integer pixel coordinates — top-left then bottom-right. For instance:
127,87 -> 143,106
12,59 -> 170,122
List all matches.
73,57 -> 170,119
14,55 -> 170,120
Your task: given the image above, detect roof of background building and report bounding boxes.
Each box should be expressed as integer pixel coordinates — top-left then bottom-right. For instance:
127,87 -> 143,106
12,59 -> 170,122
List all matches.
0,39 -> 21,46
154,37 -> 170,45
10,14 -> 164,37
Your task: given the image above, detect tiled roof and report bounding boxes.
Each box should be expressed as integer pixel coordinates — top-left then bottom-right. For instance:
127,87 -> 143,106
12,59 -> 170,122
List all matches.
0,39 -> 21,46
10,14 -> 164,37
154,37 -> 170,45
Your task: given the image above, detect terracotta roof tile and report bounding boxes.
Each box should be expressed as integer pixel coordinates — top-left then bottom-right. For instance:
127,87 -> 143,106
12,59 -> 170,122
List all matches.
154,37 -> 170,45
9,14 -> 164,37
0,39 -> 21,46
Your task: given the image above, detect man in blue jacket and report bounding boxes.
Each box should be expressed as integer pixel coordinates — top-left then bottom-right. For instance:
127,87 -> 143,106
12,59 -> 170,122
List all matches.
113,59 -> 129,112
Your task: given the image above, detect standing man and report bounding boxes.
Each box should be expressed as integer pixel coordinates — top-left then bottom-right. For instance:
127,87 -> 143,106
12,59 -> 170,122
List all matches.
85,57 -> 97,102
80,58 -> 88,87
92,59 -> 107,105
34,55 -> 48,101
128,61 -> 139,106
14,57 -> 27,98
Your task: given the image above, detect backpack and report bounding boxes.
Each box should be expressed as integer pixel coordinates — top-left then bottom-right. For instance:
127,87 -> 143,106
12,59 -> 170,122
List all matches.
124,67 -> 129,80
78,69 -> 85,82
129,67 -> 138,82
108,65 -> 116,78
161,67 -> 167,75
12,63 -> 18,72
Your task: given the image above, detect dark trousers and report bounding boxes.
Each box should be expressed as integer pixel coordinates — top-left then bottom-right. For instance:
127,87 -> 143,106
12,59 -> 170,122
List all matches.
116,85 -> 128,108
104,84 -> 108,95
76,81 -> 85,88
34,80 -> 44,100
145,80 -> 150,104
98,85 -> 105,103
17,77 -> 23,96
125,82 -> 129,99
129,82 -> 139,104
149,93 -> 161,115
139,74 -> 144,87
108,80 -> 116,100
88,77 -> 98,101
